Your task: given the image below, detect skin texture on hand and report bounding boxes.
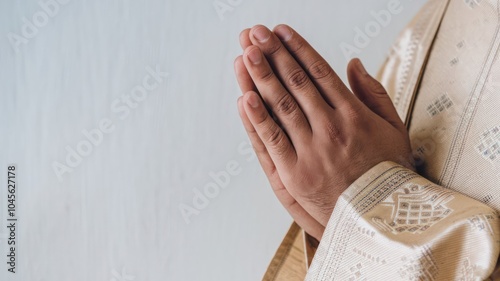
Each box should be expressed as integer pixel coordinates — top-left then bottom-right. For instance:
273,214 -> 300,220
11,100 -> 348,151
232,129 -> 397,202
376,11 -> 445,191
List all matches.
234,24 -> 415,240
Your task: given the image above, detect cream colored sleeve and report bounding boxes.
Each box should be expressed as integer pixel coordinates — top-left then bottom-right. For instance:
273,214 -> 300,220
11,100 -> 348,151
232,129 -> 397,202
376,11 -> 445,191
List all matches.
305,161 -> 500,281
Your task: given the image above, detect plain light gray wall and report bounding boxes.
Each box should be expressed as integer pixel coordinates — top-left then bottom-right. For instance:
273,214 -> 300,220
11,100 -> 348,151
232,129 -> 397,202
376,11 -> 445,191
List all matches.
0,0 -> 427,280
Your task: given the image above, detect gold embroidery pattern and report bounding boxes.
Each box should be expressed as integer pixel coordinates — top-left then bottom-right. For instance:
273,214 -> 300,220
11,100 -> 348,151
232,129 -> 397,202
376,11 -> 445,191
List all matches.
398,247 -> 438,281
476,126 -> 500,162
468,213 -> 498,236
372,184 -> 454,234
352,247 -> 387,265
426,93 -> 454,117
347,263 -> 367,281
457,258 -> 478,281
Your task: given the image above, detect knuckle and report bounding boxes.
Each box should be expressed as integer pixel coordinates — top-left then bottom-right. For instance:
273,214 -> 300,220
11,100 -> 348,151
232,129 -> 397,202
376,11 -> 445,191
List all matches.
286,69 -> 309,89
265,127 -> 288,156
326,122 -> 341,142
275,94 -> 298,116
309,60 -> 333,80
343,103 -> 358,115
368,77 -> 387,96
289,38 -> 305,53
323,118 -> 345,144
258,69 -> 274,82
265,126 -> 281,146
266,41 -> 283,57
344,105 -> 365,127
359,73 -> 390,100
255,108 -> 270,125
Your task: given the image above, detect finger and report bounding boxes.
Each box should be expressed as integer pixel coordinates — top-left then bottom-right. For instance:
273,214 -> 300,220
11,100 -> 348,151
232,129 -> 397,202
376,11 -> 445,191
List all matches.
248,25 -> 332,126
239,28 -> 252,49
243,46 -> 312,142
234,55 -> 256,93
272,24 -> 355,109
237,97 -> 324,240
347,58 -> 406,133
237,95 -> 272,165
242,90 -> 298,165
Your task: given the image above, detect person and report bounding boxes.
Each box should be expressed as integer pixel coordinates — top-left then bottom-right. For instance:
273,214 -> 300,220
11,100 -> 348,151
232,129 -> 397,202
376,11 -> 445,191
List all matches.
234,0 -> 500,280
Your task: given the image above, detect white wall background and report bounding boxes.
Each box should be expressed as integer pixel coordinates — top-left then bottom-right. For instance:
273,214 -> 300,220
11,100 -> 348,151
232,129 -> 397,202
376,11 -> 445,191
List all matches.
0,0 -> 427,280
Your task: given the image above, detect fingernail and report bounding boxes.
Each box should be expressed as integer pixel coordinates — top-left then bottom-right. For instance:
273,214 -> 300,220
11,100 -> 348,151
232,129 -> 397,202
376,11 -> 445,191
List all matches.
247,48 -> 262,64
356,59 -> 368,76
247,92 -> 260,108
252,27 -> 271,43
274,25 -> 292,41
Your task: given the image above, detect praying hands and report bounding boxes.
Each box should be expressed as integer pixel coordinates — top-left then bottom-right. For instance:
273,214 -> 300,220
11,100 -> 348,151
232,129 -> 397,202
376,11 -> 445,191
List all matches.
234,24 -> 415,241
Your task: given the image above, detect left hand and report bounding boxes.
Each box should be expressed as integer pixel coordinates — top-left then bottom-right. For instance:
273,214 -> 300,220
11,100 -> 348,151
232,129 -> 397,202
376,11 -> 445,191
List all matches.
234,24 -> 414,238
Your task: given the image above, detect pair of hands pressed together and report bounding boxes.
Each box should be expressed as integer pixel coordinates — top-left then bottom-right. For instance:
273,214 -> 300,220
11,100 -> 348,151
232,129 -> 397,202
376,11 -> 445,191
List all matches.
234,25 -> 415,240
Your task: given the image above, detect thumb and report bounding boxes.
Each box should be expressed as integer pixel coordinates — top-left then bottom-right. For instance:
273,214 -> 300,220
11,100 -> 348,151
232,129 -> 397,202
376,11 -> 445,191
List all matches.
347,58 -> 406,133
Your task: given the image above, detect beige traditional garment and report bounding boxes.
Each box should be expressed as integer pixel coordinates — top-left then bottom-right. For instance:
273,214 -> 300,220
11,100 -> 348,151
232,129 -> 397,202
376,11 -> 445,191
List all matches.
263,0 -> 500,279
